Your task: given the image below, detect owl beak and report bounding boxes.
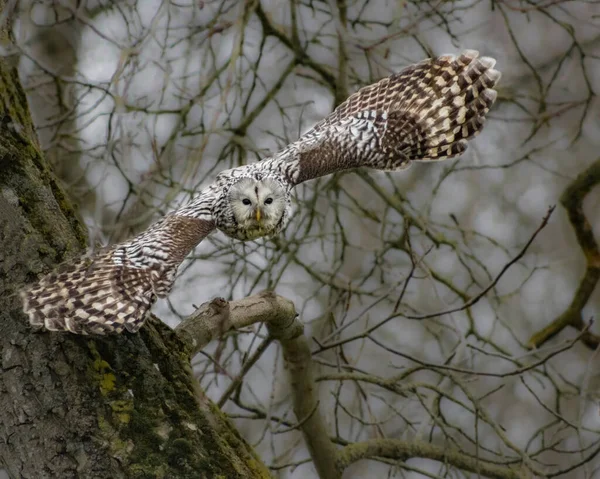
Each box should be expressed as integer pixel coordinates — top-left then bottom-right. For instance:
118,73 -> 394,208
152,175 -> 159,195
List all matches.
255,208 -> 262,223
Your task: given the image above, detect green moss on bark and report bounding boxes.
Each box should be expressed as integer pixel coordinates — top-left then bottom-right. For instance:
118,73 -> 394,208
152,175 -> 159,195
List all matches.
77,320 -> 271,478
0,53 -> 86,276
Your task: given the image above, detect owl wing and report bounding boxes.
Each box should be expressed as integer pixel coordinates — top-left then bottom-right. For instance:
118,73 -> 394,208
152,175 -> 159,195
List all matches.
21,249 -> 159,335
278,50 -> 500,185
20,187 -> 217,335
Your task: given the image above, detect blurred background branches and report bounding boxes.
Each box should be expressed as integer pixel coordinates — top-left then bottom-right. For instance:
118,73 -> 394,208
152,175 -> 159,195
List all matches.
5,0 -> 600,477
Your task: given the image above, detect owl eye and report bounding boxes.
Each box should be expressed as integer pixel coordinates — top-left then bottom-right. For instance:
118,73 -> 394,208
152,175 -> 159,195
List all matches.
242,198 -> 252,205
264,198 -> 273,205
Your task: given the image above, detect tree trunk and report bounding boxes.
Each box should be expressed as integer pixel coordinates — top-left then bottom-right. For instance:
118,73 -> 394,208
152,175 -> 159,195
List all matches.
0,11 -> 270,479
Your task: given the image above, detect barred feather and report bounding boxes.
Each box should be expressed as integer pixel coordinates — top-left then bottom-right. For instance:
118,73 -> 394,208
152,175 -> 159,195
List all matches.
278,50 -> 500,184
20,250 -> 156,335
21,214 -> 215,335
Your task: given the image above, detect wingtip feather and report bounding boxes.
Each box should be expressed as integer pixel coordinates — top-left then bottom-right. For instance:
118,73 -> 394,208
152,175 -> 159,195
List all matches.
20,251 -> 155,335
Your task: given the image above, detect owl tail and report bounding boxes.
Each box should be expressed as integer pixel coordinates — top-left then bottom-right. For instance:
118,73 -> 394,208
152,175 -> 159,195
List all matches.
20,250 -> 156,335
384,50 -> 500,168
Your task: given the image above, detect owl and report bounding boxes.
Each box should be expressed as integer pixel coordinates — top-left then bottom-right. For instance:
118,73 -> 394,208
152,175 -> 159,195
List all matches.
21,50 -> 501,334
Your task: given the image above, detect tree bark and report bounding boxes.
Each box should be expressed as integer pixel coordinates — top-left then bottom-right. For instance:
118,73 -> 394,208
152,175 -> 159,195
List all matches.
0,10 -> 270,479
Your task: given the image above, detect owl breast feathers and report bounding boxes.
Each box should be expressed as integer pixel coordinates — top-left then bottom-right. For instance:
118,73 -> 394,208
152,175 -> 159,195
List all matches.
21,50 -> 500,334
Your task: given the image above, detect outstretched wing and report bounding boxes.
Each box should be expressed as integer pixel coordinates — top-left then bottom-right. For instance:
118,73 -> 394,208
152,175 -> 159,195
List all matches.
21,188 -> 217,335
21,248 -> 158,335
279,50 -> 500,185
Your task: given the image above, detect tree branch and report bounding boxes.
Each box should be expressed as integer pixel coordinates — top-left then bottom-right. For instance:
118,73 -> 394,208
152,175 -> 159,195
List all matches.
266,305 -> 341,479
177,291 -> 341,478
528,157 -> 600,349
175,291 -> 296,354
179,290 -> 538,479
336,438 -> 529,479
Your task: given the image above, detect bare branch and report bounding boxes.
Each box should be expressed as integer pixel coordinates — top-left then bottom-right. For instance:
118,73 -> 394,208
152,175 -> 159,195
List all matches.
176,292 -> 296,354
337,438 -> 528,479
528,157 -> 600,349
267,309 -> 340,479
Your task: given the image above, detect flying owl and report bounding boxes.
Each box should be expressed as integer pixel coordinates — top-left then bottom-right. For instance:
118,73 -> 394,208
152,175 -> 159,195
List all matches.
21,50 -> 501,335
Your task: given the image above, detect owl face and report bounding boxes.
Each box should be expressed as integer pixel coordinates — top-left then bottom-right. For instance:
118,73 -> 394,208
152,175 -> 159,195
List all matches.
226,177 -> 288,240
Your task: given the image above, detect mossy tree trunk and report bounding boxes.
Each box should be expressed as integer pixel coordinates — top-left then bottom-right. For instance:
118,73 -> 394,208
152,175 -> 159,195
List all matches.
0,9 -> 270,479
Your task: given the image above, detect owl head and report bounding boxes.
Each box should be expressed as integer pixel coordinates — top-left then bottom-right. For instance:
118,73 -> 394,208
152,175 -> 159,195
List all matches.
225,176 -> 289,240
